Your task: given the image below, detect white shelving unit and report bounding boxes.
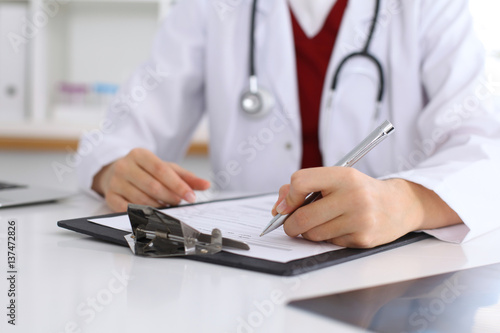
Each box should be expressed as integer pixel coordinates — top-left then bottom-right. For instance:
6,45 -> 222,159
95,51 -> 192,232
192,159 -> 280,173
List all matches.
0,0 -> 179,144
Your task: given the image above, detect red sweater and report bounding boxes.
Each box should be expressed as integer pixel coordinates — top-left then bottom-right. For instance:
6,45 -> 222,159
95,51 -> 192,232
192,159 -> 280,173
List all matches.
290,0 -> 348,169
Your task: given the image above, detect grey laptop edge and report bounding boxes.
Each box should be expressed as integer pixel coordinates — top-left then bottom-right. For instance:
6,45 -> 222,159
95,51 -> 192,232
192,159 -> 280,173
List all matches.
0,181 -> 70,208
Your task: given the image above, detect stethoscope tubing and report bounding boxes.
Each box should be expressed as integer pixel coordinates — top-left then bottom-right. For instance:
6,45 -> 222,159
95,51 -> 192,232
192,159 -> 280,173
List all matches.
243,0 -> 385,118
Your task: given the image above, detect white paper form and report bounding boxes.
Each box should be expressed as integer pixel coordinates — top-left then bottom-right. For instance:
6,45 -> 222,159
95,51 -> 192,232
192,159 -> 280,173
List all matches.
89,194 -> 342,263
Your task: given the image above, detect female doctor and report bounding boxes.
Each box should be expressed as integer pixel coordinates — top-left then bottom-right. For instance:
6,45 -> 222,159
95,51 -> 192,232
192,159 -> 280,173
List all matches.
79,0 -> 500,248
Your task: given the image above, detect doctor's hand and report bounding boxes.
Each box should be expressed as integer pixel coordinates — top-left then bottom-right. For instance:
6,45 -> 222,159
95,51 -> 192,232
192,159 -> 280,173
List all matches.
272,167 -> 461,248
92,148 -> 211,212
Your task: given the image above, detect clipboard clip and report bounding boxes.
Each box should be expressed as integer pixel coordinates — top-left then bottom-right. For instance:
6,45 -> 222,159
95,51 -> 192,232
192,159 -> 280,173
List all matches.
125,204 -> 250,257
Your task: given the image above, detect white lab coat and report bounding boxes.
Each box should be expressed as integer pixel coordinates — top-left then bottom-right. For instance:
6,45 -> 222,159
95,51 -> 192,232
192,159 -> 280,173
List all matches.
78,0 -> 500,243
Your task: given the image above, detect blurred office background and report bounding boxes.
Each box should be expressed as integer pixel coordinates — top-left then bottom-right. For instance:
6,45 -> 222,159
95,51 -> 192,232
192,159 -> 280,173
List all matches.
0,0 -> 499,192
0,0 -> 209,191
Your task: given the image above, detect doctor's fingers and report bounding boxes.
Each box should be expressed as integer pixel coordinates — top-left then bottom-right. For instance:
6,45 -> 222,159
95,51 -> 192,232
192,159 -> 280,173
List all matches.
169,163 -> 211,190
132,158 -> 201,203
297,214 -> 357,244
105,183 -> 161,212
114,160 -> 184,205
291,211 -> 386,249
105,192 -> 130,213
282,195 -> 347,238
300,206 -> 400,249
122,148 -> 197,202
272,184 -> 291,216
277,167 -> 350,215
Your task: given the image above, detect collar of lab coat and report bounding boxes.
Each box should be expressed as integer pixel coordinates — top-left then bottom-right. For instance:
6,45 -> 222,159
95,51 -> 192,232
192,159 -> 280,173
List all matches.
256,0 -> 376,19
288,0 -> 338,38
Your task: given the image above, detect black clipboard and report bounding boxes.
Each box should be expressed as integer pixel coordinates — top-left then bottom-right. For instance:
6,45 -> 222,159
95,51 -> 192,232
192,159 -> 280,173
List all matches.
57,197 -> 430,276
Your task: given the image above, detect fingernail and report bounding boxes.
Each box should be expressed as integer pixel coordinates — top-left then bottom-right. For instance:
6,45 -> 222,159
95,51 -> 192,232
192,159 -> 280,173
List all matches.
184,191 -> 196,203
276,200 -> 287,214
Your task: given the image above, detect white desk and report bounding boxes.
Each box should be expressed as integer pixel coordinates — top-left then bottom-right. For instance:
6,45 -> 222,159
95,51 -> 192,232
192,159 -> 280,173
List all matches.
1,194 -> 500,333
1,152 -> 500,332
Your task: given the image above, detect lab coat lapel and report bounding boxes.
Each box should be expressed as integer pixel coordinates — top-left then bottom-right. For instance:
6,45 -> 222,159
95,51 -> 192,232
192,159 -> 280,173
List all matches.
257,0 -> 301,137
319,0 -> 379,166
254,0 -> 378,163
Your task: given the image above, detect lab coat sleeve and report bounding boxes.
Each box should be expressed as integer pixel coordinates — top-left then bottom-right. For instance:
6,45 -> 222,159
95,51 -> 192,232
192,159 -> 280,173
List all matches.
382,0 -> 500,242
77,0 -> 207,196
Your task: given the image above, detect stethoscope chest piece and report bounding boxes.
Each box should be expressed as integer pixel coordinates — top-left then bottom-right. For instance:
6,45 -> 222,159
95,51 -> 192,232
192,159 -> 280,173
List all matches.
240,85 -> 275,118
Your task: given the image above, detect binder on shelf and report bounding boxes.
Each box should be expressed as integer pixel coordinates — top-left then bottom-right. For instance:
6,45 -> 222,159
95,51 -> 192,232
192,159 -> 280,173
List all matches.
0,2 -> 27,122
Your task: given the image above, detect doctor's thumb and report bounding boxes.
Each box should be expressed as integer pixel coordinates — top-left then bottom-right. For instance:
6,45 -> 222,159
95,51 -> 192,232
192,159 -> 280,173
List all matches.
276,199 -> 290,215
272,184 -> 291,215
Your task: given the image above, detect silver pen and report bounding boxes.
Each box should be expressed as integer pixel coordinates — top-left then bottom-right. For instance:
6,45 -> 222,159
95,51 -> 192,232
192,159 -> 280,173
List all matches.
260,120 -> 395,237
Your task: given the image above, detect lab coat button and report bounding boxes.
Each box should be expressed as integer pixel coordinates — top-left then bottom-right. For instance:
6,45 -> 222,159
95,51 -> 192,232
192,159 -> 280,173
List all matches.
285,142 -> 292,150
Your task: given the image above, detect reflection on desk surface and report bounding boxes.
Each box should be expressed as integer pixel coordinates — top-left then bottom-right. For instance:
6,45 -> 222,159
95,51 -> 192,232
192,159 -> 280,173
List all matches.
289,262 -> 500,333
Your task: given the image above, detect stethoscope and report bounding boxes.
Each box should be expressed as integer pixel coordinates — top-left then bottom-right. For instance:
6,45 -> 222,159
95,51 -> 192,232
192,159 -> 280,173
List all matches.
240,0 -> 385,119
